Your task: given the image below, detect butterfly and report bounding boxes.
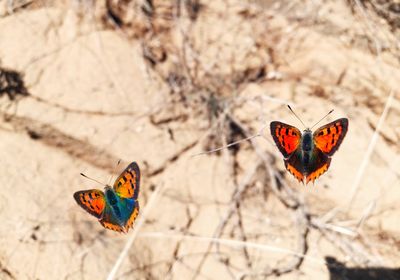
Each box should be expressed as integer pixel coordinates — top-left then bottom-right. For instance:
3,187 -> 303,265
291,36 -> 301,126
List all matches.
73,162 -> 140,233
270,109 -> 348,184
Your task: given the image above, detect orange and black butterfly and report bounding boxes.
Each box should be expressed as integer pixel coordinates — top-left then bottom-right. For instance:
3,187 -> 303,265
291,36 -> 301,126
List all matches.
73,162 -> 140,233
270,107 -> 348,184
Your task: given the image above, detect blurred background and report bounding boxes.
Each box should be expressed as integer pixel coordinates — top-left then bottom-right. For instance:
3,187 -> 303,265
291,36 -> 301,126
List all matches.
0,0 -> 399,279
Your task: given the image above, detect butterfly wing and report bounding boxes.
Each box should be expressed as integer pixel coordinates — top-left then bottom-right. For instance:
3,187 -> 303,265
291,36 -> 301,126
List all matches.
99,221 -> 125,233
305,118 -> 348,184
304,149 -> 332,184
271,121 -> 304,182
284,149 -> 305,183
313,118 -> 348,156
99,203 -> 126,233
113,162 -> 140,199
270,121 -> 302,158
124,201 -> 140,232
73,189 -> 106,219
99,196 -> 140,233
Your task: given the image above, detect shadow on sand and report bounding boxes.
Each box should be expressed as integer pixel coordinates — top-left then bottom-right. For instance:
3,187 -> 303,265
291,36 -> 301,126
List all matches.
326,256 -> 400,280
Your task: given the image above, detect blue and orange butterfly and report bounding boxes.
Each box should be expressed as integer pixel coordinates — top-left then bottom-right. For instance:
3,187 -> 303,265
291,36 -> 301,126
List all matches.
73,162 -> 140,233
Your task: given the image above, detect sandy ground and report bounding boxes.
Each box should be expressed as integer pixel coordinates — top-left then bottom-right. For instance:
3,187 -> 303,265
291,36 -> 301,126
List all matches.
0,0 -> 399,279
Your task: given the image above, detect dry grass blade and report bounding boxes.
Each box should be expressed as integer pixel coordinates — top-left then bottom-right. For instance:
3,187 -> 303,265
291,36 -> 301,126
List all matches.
106,183 -> 165,280
138,232 -> 326,266
191,126 -> 267,157
346,89 -> 396,210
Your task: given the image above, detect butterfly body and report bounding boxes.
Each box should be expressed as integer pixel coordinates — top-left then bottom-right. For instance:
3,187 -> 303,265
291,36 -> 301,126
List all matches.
101,187 -> 138,230
73,162 -> 140,233
270,118 -> 348,184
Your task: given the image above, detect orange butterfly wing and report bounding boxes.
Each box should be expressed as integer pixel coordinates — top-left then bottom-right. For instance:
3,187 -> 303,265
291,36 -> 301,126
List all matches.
99,207 -> 139,233
285,158 -> 305,183
304,150 -> 331,184
73,189 -> 106,219
100,221 -> 126,233
113,162 -> 140,199
305,162 -> 330,184
124,203 -> 140,232
305,118 -> 348,184
270,121 -> 301,158
313,118 -> 348,156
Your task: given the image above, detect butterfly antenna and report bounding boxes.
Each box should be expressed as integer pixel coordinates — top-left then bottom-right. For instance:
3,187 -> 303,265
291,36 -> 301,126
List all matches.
107,159 -> 122,185
80,173 -> 107,187
191,123 -> 269,157
310,109 -> 334,129
287,105 -> 307,129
